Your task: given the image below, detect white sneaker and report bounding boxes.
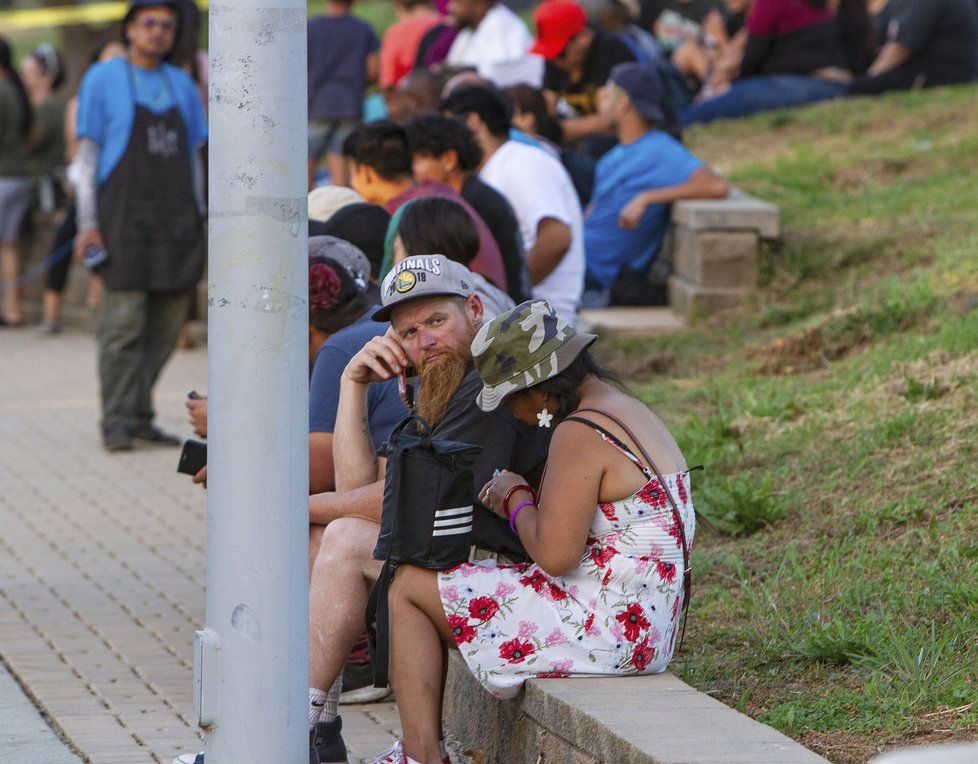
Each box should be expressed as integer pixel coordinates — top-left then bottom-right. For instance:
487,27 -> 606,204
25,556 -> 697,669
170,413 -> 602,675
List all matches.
173,754 -> 202,764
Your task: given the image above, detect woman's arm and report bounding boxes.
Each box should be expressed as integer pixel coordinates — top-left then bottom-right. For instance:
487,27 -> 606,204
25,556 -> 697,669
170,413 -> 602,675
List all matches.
482,423 -> 607,578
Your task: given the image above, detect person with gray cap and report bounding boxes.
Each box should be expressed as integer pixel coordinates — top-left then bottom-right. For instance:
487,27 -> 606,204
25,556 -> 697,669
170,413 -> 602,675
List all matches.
295,257 -> 550,764
582,61 -> 726,306
373,299 -> 696,762
72,0 -> 207,451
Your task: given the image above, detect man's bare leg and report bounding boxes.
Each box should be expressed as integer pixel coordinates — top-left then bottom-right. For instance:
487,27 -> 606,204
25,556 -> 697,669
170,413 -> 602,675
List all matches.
309,517 -> 383,693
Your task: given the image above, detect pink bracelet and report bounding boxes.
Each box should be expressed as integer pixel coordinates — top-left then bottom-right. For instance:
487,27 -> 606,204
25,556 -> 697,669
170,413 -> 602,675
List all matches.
508,501 -> 536,533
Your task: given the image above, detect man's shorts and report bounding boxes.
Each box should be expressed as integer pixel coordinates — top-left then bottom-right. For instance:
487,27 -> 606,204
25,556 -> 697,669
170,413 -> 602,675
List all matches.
0,177 -> 32,243
308,118 -> 359,162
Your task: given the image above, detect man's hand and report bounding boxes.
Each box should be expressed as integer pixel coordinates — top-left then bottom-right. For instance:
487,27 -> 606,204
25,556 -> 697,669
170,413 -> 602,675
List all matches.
619,193 -> 650,229
192,465 -> 207,488
73,227 -> 105,263
342,328 -> 410,385
186,396 -> 208,438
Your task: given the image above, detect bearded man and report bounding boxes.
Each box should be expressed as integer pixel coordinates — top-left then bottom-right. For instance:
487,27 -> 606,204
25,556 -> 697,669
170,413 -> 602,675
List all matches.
298,260 -> 550,762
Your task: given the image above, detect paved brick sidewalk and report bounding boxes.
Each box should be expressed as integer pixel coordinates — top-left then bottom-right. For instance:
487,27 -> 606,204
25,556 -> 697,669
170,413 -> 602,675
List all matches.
0,328 -> 400,763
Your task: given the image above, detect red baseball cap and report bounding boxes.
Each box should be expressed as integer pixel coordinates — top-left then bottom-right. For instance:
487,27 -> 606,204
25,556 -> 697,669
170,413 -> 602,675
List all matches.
531,0 -> 588,61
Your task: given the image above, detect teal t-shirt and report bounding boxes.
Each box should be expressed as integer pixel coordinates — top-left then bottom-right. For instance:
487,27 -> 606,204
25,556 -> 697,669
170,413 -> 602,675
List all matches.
76,57 -> 208,184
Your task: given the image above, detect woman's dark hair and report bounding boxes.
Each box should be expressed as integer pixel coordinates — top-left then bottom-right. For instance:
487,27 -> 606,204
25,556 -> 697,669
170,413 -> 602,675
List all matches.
308,256 -> 368,334
534,348 -> 623,420
30,44 -> 66,90
396,197 -> 479,266
501,84 -> 564,145
405,113 -> 483,172
0,36 -> 33,136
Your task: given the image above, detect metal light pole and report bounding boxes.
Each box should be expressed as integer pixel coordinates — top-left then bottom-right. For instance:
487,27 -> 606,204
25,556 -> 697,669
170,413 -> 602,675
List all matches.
195,0 -> 308,760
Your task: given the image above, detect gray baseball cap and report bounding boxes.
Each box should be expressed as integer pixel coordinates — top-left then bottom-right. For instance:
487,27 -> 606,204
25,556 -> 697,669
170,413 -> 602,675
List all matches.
308,235 -> 370,293
372,256 -> 474,322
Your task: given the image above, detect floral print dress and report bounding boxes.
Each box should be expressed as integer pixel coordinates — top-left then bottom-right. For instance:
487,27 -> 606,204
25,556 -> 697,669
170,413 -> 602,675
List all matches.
437,422 -> 695,700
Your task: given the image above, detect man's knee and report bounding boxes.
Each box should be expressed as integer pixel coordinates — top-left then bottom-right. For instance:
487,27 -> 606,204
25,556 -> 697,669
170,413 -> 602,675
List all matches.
315,517 -> 381,571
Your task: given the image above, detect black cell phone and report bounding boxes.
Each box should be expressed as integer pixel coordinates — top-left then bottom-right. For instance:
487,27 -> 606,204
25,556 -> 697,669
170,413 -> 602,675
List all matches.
188,390 -> 203,400
177,439 -> 207,475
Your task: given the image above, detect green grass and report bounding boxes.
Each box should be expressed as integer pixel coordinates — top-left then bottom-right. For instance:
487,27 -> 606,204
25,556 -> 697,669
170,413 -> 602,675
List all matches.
597,85 -> 978,763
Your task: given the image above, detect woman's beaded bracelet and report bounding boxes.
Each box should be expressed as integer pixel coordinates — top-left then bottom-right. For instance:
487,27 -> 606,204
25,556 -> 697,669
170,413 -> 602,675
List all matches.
508,501 -> 536,533
502,484 -> 538,518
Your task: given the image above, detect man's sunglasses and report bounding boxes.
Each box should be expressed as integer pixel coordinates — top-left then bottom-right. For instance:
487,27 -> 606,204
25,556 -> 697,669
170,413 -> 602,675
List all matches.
138,16 -> 177,32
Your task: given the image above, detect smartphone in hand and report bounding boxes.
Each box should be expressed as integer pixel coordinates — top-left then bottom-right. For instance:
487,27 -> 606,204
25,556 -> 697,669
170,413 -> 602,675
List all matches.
177,439 -> 207,475
398,365 -> 415,409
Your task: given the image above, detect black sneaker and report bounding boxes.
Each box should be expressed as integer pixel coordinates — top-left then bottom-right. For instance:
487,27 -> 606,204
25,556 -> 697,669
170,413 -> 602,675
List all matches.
311,716 -> 348,764
103,423 -> 133,452
132,423 -> 181,445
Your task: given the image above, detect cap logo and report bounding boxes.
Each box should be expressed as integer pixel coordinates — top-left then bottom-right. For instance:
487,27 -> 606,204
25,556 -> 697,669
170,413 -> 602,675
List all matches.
393,271 -> 417,294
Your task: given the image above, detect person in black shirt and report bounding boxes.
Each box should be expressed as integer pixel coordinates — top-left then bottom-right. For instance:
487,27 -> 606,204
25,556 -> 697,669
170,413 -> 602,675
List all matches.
405,112 -> 531,302
851,0 -> 978,94
531,0 -> 637,153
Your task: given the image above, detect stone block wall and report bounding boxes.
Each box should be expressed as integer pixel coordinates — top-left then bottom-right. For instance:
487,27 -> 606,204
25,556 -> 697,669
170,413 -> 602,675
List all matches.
667,189 -> 780,321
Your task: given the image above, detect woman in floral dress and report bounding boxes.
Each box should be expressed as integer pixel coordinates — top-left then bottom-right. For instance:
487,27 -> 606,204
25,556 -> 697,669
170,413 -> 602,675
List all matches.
375,300 -> 695,764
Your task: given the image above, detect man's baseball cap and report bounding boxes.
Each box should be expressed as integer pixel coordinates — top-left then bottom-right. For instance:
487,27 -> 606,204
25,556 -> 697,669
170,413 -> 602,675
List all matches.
372,256 -> 474,322
531,0 -> 588,61
608,62 -> 665,124
308,236 -> 371,294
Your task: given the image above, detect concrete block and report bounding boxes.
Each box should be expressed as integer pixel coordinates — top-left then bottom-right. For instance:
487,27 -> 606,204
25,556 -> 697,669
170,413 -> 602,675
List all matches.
669,275 -> 751,320
444,656 -> 827,763
673,226 -> 760,288
672,188 -> 780,238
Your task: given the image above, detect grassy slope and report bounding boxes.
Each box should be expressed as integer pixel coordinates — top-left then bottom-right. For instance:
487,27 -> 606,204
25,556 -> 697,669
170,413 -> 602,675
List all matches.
595,85 -> 978,763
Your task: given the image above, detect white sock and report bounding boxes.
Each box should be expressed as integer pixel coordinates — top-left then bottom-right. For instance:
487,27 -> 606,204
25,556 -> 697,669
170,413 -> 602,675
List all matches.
308,677 -> 341,728
406,757 -> 423,764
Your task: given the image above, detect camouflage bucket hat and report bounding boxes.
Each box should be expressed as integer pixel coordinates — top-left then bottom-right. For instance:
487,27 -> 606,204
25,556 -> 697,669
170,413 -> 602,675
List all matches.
471,300 -> 597,412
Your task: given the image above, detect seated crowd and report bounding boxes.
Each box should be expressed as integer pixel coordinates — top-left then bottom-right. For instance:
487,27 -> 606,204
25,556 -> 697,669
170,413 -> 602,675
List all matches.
178,2 -> 976,762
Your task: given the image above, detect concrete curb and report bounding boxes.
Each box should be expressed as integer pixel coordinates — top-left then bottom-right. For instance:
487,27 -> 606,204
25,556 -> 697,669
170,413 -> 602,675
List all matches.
445,655 -> 827,763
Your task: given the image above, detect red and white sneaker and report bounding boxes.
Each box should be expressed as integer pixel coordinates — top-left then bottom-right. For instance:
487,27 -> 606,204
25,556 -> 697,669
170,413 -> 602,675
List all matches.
369,738 -> 450,764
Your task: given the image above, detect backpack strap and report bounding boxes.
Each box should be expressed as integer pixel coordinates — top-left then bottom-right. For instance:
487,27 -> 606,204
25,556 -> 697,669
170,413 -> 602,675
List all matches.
568,407 -> 693,652
365,560 -> 398,688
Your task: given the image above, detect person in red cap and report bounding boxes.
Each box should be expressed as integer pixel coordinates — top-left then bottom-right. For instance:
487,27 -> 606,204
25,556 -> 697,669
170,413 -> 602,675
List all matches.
532,0 -> 636,153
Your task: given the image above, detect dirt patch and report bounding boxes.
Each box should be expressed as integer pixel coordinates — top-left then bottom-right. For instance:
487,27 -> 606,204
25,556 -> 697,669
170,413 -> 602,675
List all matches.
802,722 -> 978,763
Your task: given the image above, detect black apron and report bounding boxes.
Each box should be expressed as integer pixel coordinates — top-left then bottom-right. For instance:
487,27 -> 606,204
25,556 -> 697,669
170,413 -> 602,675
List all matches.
97,64 -> 204,293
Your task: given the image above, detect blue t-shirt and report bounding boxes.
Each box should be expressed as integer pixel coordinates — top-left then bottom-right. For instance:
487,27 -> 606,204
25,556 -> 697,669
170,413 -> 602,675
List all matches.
583,129 -> 703,288
307,14 -> 380,120
76,57 -> 208,184
309,308 -> 406,451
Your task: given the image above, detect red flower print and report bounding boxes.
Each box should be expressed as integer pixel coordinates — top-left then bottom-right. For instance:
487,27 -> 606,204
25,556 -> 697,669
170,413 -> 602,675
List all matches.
656,559 -> 677,583
671,594 -> 681,621
499,638 -> 535,664
676,473 -> 688,505
583,613 -> 595,633
468,596 -> 499,622
601,567 -> 613,586
447,614 -> 475,644
668,521 -> 684,548
616,603 -> 651,642
535,672 -> 569,679
631,638 -> 655,671
548,581 -> 568,602
519,571 -> 548,594
590,544 -> 617,568
599,502 -> 619,522
638,478 -> 667,509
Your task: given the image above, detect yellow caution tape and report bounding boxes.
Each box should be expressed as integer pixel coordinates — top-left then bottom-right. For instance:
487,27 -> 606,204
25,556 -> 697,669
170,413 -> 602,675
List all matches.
0,0 -> 208,31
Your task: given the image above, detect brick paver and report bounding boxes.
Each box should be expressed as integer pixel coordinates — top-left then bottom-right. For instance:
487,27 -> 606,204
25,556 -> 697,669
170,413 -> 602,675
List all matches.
0,328 -> 400,763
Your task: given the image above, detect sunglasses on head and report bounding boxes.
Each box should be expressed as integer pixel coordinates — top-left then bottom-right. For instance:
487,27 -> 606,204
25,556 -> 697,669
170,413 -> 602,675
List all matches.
139,16 -> 176,31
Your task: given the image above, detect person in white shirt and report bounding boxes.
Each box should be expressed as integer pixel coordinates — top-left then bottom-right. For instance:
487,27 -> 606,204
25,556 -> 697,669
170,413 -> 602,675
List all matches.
441,85 -> 584,325
445,0 -> 543,87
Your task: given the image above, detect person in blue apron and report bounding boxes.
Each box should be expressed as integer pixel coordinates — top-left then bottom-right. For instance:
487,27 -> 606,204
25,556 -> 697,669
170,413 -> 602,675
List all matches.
73,0 -> 207,451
